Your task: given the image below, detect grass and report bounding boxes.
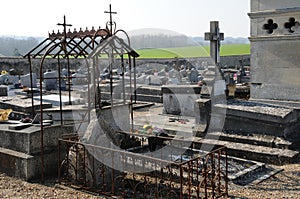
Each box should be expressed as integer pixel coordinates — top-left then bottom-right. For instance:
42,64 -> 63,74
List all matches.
136,44 -> 250,59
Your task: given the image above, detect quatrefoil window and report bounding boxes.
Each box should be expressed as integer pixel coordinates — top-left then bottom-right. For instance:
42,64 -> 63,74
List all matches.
284,17 -> 299,33
263,19 -> 278,34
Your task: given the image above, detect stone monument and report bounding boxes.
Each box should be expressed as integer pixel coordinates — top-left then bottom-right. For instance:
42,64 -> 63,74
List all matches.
205,21 -> 224,66
249,0 -> 300,103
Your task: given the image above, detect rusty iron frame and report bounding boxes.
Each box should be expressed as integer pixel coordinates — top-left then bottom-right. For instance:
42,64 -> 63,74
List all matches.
24,5 -> 139,183
58,134 -> 228,199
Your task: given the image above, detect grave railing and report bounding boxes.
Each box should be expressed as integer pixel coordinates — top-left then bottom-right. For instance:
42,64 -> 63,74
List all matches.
58,134 -> 228,198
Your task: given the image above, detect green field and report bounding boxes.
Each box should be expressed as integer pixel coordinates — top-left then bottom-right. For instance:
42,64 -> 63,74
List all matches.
136,44 -> 250,59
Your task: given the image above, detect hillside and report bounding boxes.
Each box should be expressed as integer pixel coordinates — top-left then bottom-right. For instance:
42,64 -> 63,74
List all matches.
136,44 -> 250,58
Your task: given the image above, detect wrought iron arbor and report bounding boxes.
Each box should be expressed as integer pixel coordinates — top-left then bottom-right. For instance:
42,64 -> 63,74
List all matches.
24,5 -> 139,182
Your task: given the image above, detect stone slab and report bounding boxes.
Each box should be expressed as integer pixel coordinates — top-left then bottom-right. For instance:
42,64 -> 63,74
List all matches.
192,137 -> 299,165
0,147 -> 63,181
8,123 -> 33,130
0,124 -> 74,154
0,96 -> 52,114
195,99 -> 300,141
33,94 -> 82,106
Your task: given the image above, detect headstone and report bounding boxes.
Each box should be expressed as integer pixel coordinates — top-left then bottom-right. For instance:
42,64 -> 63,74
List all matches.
162,85 -> 201,116
0,86 -> 8,96
21,73 -> 37,88
62,68 -> 68,76
0,75 -> 9,85
44,70 -> 58,91
189,68 -> 199,83
136,75 -> 147,84
205,21 -> 224,66
7,75 -> 19,86
147,75 -> 161,85
249,0 -> 300,102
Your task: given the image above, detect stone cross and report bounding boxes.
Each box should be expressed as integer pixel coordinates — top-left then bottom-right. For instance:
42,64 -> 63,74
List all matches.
205,21 -> 224,66
104,4 -> 117,35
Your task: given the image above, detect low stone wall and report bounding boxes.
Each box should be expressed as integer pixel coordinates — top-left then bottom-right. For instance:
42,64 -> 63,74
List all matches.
0,55 -> 250,76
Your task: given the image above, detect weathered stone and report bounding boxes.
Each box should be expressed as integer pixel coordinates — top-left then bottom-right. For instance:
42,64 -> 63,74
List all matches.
162,85 -> 201,116
249,0 -> 300,102
0,124 -> 74,180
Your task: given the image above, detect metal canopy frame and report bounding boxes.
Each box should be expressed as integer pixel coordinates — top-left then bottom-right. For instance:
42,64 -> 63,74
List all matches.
23,5 -> 139,182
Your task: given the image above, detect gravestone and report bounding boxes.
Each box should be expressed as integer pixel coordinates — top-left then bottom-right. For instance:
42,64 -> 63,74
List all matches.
0,86 -> 8,96
0,75 -> 9,85
7,75 -> 19,86
44,70 -> 58,91
21,73 -> 37,88
162,85 -> 201,117
249,0 -> 300,102
188,68 -> 199,83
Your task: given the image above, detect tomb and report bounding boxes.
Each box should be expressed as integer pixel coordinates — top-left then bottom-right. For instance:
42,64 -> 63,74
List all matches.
162,85 -> 201,116
0,5 -> 140,182
20,73 -> 37,88
249,0 -> 300,104
194,17 -> 300,164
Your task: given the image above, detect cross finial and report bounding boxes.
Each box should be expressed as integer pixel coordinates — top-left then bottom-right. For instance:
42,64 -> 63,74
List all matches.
205,21 -> 224,65
104,4 -> 117,35
57,15 -> 72,38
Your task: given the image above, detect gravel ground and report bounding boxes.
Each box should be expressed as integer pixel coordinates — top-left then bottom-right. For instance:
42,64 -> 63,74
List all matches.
0,164 -> 299,198
229,164 -> 300,199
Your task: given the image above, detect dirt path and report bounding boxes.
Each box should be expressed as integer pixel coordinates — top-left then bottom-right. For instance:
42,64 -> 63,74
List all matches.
1,164 -> 299,198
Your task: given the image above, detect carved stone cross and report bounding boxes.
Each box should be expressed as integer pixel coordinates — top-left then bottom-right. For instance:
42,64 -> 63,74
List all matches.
205,21 -> 224,66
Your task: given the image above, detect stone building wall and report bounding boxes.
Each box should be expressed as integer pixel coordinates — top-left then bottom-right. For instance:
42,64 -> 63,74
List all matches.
249,0 -> 300,101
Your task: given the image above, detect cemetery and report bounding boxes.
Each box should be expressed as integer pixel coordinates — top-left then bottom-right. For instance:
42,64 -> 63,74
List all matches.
0,1 -> 300,198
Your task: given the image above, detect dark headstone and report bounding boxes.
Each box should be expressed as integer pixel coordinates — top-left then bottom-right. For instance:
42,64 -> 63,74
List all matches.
0,86 -> 8,96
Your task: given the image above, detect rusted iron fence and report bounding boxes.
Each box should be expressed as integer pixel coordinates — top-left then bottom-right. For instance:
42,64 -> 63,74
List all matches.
58,134 -> 228,198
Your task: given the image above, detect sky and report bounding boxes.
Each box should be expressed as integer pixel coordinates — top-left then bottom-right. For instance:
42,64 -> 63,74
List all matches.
1,0 -> 250,38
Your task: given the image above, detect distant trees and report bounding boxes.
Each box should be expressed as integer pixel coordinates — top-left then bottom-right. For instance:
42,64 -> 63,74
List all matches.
0,37 -> 40,56
130,34 -> 197,49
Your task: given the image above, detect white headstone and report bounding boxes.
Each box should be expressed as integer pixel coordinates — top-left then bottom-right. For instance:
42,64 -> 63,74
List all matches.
21,73 -> 37,88
44,70 -> 58,91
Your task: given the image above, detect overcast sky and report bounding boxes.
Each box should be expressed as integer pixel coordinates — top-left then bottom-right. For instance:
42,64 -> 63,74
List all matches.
1,0 -> 250,38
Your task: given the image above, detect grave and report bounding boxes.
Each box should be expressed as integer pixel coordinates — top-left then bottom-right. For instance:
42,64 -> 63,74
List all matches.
162,85 -> 201,117
33,94 -> 82,106
0,124 -> 74,180
20,73 -> 37,88
44,70 -> 58,91
0,96 -> 52,119
0,86 -> 8,96
194,10 -> 300,165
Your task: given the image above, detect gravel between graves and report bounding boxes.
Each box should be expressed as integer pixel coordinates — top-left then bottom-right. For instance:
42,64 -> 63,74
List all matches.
0,164 -> 299,198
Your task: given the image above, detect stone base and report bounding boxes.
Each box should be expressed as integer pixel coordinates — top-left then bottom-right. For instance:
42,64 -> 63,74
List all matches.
195,99 -> 300,144
250,98 -> 300,109
0,147 -> 60,181
0,124 -> 74,181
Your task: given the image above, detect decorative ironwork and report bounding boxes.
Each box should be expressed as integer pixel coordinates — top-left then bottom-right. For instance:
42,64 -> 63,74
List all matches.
58,134 -> 228,198
25,4 -> 139,183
